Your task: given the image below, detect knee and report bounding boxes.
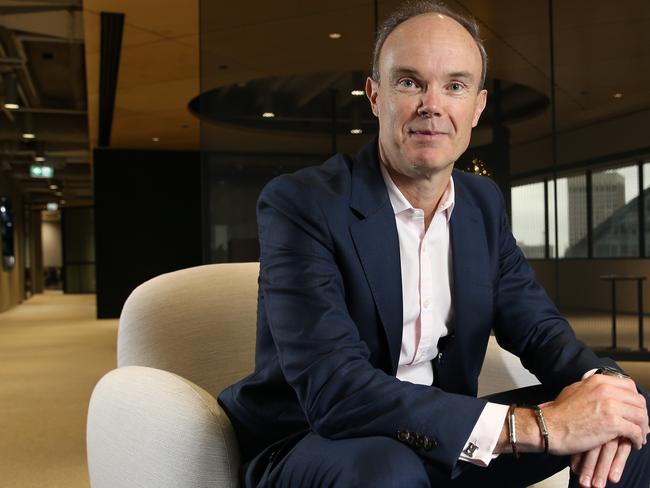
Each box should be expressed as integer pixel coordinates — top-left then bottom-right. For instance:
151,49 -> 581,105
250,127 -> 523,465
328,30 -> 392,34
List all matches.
344,437 -> 430,487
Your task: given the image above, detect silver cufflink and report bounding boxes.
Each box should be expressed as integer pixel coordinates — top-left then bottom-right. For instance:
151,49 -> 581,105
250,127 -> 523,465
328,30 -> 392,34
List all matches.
463,442 -> 479,457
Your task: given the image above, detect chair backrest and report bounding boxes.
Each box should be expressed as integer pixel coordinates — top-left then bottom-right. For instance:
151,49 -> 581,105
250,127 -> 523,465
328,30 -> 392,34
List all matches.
117,262 -> 259,398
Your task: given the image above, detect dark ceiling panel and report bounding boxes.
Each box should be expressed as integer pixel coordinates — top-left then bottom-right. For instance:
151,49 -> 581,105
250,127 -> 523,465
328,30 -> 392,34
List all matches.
98,12 -> 125,147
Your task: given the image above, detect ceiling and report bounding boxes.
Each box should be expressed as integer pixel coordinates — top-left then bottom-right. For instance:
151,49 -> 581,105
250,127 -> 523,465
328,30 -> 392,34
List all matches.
0,0 -> 89,208
83,0 -> 650,159
1,0 -> 649,207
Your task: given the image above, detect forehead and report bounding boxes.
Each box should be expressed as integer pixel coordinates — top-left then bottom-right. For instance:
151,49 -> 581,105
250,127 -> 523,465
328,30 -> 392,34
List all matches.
379,13 -> 482,77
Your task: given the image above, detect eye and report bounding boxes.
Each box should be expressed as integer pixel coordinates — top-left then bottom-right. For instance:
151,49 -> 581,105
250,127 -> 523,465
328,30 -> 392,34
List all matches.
448,82 -> 466,92
397,78 -> 418,90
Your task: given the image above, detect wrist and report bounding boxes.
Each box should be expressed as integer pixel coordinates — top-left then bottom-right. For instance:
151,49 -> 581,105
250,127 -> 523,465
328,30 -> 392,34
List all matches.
513,407 -> 546,453
496,407 -> 546,455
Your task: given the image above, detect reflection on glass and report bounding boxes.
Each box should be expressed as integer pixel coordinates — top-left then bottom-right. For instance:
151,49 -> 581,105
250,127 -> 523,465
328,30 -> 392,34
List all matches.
591,165 -> 639,257
512,182 -> 545,258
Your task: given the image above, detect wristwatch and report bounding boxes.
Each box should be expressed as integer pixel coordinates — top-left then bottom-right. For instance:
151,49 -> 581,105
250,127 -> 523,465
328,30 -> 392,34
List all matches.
595,365 -> 631,379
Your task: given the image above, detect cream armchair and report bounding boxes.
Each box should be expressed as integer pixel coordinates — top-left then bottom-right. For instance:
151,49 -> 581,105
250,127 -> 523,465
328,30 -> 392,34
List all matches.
86,262 -> 567,488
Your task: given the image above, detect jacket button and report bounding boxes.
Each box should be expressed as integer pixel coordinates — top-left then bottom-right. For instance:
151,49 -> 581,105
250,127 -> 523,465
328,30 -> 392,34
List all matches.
415,434 -> 425,448
397,430 -> 410,443
407,431 -> 416,445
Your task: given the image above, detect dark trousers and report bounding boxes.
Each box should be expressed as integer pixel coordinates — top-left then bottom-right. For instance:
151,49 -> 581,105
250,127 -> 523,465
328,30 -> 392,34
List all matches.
243,385 -> 650,487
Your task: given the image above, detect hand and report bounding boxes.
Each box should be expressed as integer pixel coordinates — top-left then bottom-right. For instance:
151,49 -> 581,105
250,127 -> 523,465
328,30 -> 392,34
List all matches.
571,438 -> 631,487
540,374 -> 649,456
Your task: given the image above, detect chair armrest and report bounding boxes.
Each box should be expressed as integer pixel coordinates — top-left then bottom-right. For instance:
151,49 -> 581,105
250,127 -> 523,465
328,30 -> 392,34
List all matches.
87,366 -> 240,488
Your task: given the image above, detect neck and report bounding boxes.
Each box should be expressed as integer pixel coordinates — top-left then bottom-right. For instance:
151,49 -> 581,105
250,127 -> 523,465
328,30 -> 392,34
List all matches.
382,162 -> 452,230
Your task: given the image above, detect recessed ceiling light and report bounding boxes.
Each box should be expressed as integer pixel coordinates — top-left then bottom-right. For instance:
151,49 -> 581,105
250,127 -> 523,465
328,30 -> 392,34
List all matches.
55,191 -> 62,197
262,112 -> 275,118
328,33 -> 342,39
152,137 -> 160,142
4,103 -> 19,110
60,199 -> 66,205
49,184 -> 58,190
46,202 -> 58,212
613,93 -> 623,99
350,129 -> 363,135
22,133 -> 35,139
34,156 -> 45,162
351,90 -> 364,96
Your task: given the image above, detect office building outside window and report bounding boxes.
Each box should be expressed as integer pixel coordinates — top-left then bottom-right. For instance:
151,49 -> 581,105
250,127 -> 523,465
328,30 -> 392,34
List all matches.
591,165 -> 639,258
512,182 -> 546,258
562,174 -> 588,258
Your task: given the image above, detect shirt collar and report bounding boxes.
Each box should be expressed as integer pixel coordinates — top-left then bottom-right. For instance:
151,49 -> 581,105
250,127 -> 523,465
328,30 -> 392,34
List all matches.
380,163 -> 455,222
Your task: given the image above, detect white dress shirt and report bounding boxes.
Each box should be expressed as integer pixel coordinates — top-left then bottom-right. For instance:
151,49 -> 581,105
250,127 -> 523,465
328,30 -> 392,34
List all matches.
380,164 -> 508,467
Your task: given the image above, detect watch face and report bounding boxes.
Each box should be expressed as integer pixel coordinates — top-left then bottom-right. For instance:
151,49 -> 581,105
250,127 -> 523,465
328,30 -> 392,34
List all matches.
596,366 -> 631,379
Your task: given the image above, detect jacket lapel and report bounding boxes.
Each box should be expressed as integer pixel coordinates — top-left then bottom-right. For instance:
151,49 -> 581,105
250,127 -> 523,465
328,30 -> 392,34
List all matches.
349,140 -> 403,374
450,182 -> 489,296
444,177 -> 493,393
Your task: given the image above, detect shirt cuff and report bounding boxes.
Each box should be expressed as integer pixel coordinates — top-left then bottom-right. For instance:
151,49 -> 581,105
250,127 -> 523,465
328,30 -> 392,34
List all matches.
459,402 -> 509,467
582,368 -> 598,379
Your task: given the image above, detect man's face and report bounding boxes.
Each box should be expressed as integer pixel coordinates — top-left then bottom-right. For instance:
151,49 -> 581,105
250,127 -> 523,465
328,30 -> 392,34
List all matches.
367,13 -> 487,180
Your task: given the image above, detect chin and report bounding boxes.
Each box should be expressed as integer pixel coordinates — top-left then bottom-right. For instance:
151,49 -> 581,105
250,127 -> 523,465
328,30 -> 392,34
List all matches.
407,151 -> 453,172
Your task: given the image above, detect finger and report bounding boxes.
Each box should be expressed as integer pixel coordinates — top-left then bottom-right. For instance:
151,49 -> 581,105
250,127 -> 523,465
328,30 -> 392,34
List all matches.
571,452 -> 583,474
620,421 -> 645,450
609,439 -> 632,484
577,445 -> 601,488
616,418 -> 645,450
592,440 -> 618,488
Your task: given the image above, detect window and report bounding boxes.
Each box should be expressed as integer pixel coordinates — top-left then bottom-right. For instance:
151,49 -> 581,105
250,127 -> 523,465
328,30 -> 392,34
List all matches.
512,182 -> 546,258
560,173 -> 588,258
591,165 -> 639,257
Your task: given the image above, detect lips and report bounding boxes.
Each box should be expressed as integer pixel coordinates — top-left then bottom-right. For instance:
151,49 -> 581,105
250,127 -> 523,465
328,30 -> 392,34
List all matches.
408,129 -> 446,136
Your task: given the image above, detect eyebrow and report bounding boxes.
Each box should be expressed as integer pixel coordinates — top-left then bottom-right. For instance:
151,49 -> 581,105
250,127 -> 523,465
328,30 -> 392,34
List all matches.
447,71 -> 475,83
388,67 -> 421,82
388,67 -> 476,84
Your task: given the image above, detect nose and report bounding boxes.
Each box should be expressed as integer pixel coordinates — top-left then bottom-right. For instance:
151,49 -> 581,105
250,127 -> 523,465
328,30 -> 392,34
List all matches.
417,88 -> 442,118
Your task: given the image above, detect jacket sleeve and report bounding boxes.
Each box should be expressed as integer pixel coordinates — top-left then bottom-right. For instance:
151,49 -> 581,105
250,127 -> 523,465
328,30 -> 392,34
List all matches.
257,175 -> 486,476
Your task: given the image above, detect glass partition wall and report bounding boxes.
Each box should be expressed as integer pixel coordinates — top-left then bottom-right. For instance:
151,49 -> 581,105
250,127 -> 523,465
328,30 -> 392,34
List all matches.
200,0 -> 554,262
199,1 -> 650,349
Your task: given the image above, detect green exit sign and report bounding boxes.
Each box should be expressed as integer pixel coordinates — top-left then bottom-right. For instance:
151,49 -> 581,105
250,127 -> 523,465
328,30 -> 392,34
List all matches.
30,165 -> 54,178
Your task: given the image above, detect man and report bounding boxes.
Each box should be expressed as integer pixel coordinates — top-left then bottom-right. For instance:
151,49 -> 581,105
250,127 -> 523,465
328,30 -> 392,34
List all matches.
219,2 -> 650,486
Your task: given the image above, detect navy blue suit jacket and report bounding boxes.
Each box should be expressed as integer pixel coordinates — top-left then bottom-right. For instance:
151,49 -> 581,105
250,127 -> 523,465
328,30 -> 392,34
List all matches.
218,138 -> 602,475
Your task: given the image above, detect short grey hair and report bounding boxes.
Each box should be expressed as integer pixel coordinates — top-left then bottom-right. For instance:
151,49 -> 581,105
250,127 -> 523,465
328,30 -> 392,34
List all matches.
371,0 -> 488,90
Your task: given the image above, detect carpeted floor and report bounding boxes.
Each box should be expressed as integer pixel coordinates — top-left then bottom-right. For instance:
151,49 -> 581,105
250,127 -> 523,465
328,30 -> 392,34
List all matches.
0,292 -> 648,488
0,292 -> 117,488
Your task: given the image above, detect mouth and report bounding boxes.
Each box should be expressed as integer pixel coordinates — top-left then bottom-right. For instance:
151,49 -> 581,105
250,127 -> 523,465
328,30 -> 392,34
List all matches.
407,129 -> 447,138
407,129 -> 447,142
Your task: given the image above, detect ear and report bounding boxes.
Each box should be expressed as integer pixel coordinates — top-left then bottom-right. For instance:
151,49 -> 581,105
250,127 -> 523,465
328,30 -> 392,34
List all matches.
471,89 -> 488,127
366,77 -> 380,117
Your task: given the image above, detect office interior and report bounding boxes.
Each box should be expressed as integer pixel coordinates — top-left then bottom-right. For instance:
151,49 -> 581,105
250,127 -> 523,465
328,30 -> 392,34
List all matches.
1,0 -> 649,486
